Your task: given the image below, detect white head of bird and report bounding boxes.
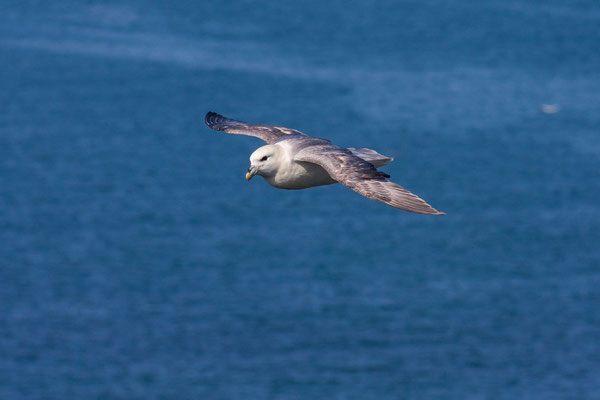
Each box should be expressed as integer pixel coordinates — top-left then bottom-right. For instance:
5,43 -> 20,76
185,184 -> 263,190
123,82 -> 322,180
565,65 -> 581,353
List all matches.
246,144 -> 282,181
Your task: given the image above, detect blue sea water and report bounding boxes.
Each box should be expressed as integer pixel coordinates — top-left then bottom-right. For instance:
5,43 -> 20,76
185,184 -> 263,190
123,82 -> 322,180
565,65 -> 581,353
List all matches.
1,1 -> 599,399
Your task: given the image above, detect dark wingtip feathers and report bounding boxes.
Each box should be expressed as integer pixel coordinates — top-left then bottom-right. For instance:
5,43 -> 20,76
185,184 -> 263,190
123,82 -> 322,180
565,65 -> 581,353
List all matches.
205,111 -> 225,130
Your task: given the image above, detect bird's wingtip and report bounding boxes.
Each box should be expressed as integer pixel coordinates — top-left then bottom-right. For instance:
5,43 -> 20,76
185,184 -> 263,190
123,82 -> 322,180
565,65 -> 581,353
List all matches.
205,111 -> 229,130
205,111 -> 219,126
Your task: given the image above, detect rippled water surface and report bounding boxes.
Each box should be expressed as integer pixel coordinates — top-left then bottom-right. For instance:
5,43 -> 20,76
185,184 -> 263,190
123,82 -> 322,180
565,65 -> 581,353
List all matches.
1,1 -> 599,399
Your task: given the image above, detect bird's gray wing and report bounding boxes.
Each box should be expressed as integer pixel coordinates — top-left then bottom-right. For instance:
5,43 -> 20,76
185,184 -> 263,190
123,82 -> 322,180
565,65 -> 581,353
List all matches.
205,112 -> 306,144
295,145 -> 444,215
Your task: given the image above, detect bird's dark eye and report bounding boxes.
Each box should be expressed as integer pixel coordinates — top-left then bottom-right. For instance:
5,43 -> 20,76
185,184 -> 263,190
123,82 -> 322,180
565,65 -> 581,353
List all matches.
260,155 -> 268,161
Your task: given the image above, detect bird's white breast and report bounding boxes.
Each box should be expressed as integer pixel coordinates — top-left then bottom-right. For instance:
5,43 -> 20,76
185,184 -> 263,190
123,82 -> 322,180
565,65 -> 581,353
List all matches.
264,141 -> 336,190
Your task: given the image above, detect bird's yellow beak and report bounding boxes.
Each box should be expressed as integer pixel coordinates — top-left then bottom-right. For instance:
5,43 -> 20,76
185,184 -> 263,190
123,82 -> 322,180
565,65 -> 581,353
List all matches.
246,166 -> 258,181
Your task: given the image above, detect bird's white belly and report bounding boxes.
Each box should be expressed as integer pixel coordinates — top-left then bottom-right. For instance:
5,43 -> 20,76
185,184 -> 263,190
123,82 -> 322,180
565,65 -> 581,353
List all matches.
266,161 -> 336,190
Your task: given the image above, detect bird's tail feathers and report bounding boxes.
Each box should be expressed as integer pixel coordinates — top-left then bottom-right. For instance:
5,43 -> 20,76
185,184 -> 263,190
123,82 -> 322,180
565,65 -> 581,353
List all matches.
348,148 -> 394,167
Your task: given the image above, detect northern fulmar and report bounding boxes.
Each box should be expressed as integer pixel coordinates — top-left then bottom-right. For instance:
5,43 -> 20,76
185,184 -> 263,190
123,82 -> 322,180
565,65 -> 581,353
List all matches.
205,112 -> 444,215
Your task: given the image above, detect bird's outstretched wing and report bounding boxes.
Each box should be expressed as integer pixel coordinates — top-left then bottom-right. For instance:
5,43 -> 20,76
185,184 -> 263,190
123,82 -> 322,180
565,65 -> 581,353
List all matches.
205,112 -> 306,144
295,145 -> 444,215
